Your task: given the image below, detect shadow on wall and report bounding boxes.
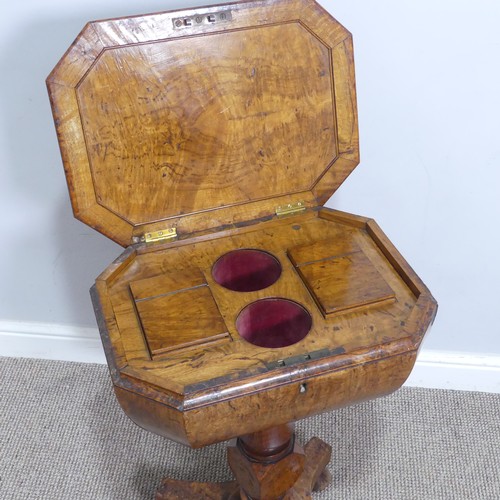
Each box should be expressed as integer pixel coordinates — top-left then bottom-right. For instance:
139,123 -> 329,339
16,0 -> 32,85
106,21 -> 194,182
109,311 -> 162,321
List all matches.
0,16 -> 112,325
0,11 -> 134,325
0,0 -> 255,326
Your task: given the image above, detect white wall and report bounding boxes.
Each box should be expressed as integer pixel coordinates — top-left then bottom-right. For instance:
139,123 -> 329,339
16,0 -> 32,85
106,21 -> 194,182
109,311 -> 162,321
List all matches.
327,0 -> 500,355
1,1 -> 499,375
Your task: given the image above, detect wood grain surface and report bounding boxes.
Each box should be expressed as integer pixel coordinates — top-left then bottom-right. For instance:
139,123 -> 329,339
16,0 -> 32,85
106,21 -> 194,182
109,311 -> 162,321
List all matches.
49,0 -> 437,456
289,241 -> 396,316
155,435 -> 332,499
92,208 -> 437,447
47,0 -> 359,246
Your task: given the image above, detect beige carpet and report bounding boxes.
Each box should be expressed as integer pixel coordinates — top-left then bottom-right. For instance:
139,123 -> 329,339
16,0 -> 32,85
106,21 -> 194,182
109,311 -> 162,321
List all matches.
0,356 -> 499,499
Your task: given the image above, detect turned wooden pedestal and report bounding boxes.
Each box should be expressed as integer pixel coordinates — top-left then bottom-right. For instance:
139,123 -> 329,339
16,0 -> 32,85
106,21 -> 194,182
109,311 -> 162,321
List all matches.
156,425 -> 332,500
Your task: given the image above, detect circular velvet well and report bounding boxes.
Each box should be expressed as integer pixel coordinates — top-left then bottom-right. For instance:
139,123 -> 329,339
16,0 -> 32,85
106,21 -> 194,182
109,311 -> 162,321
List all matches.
212,249 -> 281,292
236,298 -> 312,348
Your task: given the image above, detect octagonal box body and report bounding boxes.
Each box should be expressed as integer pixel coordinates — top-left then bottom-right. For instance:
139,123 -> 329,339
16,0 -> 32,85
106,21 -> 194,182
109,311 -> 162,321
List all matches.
47,0 -> 437,448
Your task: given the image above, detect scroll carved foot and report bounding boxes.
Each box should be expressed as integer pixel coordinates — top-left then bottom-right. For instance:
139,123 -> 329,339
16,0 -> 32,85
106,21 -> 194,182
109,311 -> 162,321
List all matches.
282,437 -> 332,499
156,478 -> 241,499
155,436 -> 332,500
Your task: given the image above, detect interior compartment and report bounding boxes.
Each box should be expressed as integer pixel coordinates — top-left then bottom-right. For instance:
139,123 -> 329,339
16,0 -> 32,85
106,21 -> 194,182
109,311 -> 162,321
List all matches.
212,249 -> 282,292
92,211 -> 429,412
130,269 -> 230,357
289,239 -> 395,317
236,298 -> 312,348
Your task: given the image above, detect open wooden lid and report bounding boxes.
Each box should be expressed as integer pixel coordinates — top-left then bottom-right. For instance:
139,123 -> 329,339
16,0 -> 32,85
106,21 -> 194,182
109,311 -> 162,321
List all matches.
47,0 -> 359,246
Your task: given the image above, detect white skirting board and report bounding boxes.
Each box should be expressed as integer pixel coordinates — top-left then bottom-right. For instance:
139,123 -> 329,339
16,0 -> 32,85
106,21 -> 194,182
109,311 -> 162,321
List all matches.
1,320 -> 499,394
0,321 -> 107,365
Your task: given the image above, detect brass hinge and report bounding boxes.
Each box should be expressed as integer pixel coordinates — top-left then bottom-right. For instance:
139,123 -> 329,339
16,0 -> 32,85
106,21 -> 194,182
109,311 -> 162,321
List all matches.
141,228 -> 177,243
275,201 -> 306,218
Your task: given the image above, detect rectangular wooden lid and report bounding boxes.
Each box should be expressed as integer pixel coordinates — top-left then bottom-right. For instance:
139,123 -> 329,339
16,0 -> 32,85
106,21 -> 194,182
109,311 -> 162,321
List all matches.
47,0 -> 359,246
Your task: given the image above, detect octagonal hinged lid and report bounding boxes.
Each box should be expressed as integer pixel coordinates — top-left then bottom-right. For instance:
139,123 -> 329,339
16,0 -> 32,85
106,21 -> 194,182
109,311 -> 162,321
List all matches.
47,0 -> 359,246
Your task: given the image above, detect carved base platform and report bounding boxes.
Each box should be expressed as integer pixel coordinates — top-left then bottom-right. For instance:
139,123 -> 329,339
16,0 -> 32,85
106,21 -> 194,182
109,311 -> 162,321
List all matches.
156,426 -> 332,500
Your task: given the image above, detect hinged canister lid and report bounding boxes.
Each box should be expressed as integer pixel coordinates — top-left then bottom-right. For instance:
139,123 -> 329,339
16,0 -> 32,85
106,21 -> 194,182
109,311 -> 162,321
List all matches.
47,0 -> 359,246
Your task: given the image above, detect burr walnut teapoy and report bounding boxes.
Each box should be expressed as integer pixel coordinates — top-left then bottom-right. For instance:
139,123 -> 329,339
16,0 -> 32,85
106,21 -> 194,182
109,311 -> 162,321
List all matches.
47,0 -> 437,498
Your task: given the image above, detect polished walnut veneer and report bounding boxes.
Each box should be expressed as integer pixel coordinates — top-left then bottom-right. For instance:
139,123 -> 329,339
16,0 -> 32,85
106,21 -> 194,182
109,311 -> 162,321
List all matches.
91,208 -> 435,449
46,0 -> 358,246
47,0 -> 437,497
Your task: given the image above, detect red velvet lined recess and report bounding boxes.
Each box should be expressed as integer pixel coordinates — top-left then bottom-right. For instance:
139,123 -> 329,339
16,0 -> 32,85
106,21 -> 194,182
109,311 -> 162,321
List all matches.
212,249 -> 282,292
236,298 -> 312,348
